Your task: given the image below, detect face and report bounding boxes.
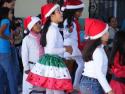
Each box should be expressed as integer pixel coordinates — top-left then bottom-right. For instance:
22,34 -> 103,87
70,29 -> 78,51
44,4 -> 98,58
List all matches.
110,17 -> 118,28
6,1 -> 15,9
101,31 -> 109,42
51,8 -> 63,23
75,9 -> 83,18
8,10 -> 13,21
32,21 -> 42,33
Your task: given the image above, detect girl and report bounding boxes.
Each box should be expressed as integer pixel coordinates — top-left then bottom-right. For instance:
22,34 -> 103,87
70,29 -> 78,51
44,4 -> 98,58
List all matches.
62,0 -> 84,90
21,16 -> 44,94
27,3 -> 73,94
80,18 -> 114,94
109,31 -> 125,94
0,7 -> 18,94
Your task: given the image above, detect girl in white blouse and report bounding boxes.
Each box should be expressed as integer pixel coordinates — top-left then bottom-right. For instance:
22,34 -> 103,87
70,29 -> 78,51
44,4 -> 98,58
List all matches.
27,3 -> 73,94
79,18 -> 114,94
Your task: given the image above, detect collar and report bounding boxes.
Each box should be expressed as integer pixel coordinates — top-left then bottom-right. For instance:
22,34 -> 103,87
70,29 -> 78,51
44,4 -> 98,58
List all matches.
29,31 -> 40,38
101,44 -> 104,48
51,22 -> 58,27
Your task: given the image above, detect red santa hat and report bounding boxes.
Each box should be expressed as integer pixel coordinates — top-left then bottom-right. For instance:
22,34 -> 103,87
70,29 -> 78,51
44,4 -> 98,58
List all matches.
85,18 -> 109,40
24,16 -> 40,31
41,3 -> 60,25
61,0 -> 84,11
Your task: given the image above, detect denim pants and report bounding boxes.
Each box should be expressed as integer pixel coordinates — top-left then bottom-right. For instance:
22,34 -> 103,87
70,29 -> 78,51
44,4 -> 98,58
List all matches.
80,76 -> 104,94
0,65 -> 5,94
11,46 -> 22,85
0,53 -> 18,94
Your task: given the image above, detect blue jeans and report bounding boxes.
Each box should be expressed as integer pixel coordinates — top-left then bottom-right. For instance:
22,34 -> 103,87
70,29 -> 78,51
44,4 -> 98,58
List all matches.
11,47 -> 22,85
0,53 -> 18,94
0,65 -> 5,94
80,76 -> 104,94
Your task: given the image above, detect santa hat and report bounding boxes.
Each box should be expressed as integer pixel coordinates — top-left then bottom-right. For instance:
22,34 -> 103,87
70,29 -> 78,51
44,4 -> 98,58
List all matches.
24,16 -> 40,31
41,3 -> 60,25
61,0 -> 84,11
85,18 -> 108,40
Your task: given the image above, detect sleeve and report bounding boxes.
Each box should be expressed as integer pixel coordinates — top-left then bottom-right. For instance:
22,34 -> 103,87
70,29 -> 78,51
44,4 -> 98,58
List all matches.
46,27 -> 66,55
1,19 -> 10,25
21,37 -> 30,71
93,48 -> 112,93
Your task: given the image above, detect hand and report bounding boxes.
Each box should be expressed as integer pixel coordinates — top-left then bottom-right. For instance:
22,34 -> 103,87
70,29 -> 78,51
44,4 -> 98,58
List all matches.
64,46 -> 73,54
108,90 -> 114,94
9,37 -> 14,45
25,70 -> 30,74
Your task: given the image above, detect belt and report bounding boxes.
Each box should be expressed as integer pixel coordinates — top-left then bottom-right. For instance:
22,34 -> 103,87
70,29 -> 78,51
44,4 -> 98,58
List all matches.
29,61 -> 36,64
82,75 -> 98,82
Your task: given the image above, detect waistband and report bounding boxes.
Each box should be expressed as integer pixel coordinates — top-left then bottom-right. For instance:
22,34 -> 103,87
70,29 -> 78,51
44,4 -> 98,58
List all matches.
82,75 -> 98,82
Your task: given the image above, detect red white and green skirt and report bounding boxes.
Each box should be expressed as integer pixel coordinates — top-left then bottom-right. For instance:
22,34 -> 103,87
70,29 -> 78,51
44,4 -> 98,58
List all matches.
27,54 -> 73,92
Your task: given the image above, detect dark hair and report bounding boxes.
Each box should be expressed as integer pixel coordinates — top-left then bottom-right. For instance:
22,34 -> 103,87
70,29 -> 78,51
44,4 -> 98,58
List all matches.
108,16 -> 115,23
0,7 -> 10,21
109,31 -> 125,66
0,0 -> 13,7
63,8 -> 83,28
83,38 -> 101,62
40,17 -> 51,47
40,9 -> 56,47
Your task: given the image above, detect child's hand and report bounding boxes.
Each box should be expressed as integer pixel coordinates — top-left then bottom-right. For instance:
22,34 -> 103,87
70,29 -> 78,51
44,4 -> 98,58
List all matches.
64,46 -> 73,54
108,90 -> 114,94
9,37 -> 14,45
25,70 -> 30,74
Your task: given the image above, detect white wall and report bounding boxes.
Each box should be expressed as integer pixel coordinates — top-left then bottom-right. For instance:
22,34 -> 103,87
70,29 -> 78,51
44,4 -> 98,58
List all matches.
14,0 -> 45,17
14,0 -> 89,18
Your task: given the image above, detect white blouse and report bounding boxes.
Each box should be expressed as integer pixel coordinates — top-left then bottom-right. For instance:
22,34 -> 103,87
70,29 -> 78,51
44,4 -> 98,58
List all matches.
83,45 -> 112,93
21,34 -> 44,71
44,22 -> 65,58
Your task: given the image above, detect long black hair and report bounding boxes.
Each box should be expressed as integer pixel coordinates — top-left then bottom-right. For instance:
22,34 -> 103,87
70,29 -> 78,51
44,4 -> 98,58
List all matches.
40,17 -> 51,47
0,7 -> 10,21
40,12 -> 55,47
83,38 -> 102,62
109,31 -> 125,66
63,8 -> 83,28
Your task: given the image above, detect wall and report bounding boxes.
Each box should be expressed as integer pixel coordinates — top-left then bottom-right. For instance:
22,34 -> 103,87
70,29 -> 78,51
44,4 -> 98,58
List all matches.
14,0 -> 89,18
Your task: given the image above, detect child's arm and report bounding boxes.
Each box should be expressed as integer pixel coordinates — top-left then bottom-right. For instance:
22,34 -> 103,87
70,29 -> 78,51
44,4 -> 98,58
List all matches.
0,20 -> 13,44
93,48 -> 112,93
21,37 -> 30,74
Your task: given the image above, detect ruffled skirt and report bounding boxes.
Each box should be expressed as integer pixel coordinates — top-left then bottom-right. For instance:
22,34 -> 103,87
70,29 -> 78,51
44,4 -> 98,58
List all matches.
27,54 -> 73,92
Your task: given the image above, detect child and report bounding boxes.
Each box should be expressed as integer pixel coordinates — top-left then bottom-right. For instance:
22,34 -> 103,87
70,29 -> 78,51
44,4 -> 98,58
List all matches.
0,7 -> 18,94
80,18 -> 114,94
62,0 -> 84,90
27,3 -> 73,94
109,31 -> 125,94
21,16 -> 44,94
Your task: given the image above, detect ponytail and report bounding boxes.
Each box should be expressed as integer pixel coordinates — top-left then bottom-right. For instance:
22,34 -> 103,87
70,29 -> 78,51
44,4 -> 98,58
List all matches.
40,17 -> 51,47
63,9 -> 74,28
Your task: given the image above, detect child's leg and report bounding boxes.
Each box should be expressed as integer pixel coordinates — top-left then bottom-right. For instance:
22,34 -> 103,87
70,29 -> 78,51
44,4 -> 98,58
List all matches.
46,89 -> 54,94
73,56 -> 84,90
54,90 -> 65,94
46,89 -> 65,94
22,73 -> 33,94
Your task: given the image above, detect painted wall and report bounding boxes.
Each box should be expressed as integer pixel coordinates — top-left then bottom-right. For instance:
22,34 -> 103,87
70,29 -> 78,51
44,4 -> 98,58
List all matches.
14,0 -> 89,18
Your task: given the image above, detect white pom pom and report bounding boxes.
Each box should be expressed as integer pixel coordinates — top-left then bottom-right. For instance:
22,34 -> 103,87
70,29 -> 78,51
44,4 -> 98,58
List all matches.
61,6 -> 66,11
24,30 -> 28,34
